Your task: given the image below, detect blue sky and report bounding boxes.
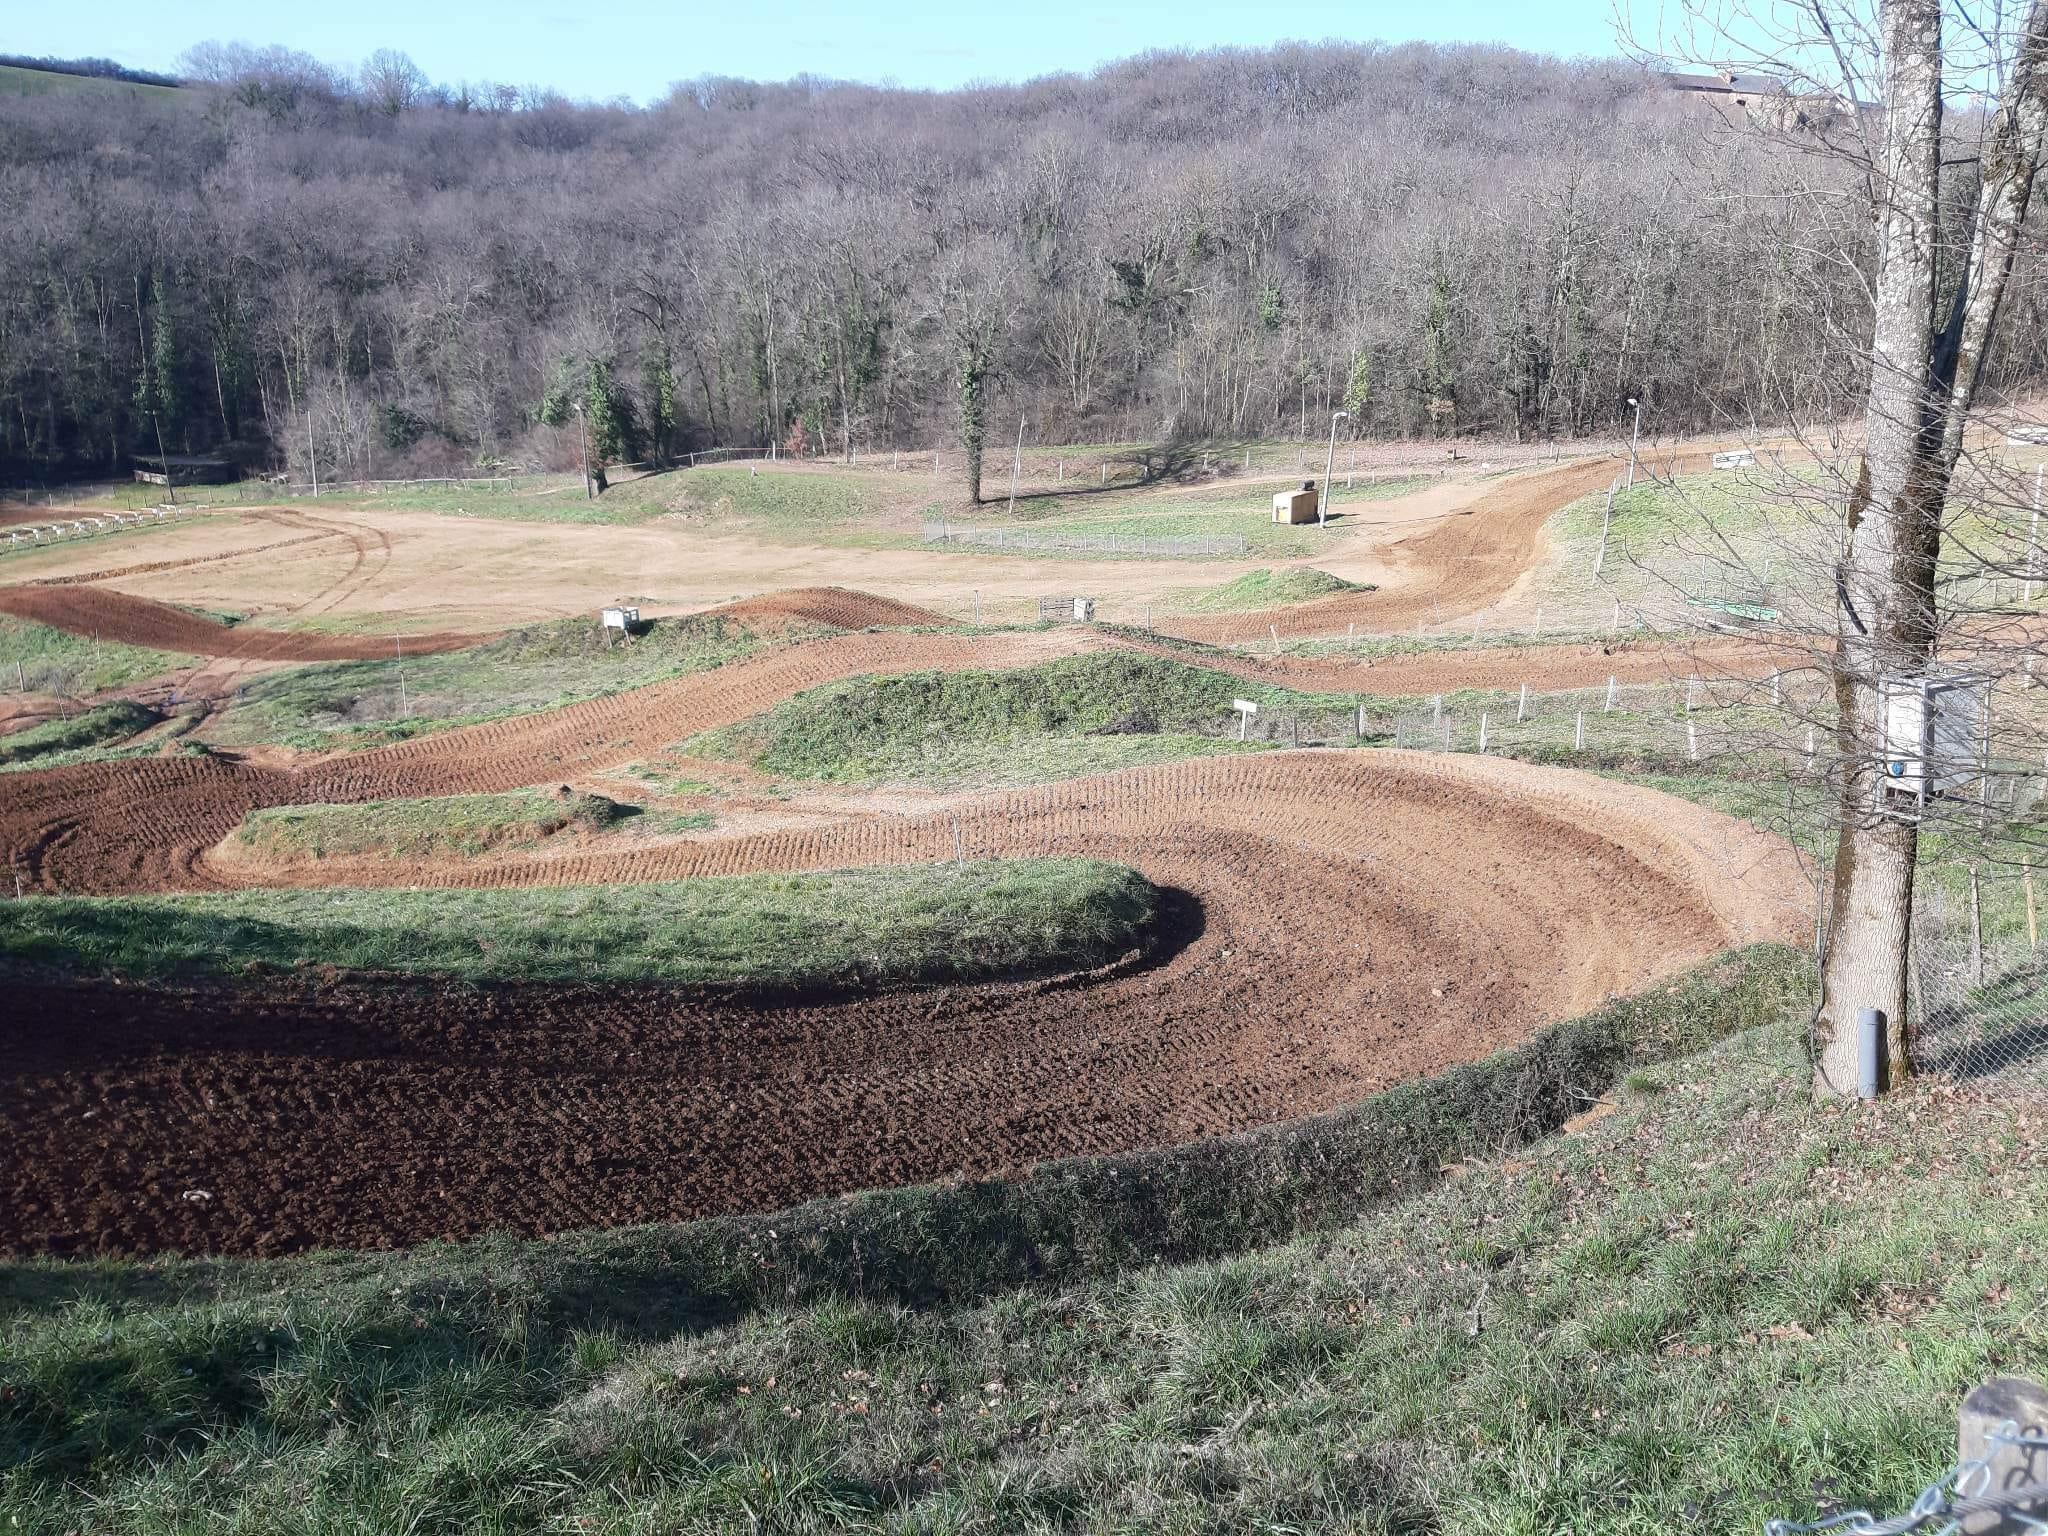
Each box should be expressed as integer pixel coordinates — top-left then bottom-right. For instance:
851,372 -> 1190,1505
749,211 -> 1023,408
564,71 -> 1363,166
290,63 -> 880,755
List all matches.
8,1 -> 1626,101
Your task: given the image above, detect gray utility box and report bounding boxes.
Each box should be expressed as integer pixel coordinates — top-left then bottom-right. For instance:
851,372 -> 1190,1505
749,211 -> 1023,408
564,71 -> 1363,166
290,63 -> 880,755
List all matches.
1882,671 -> 1989,808
1273,481 -> 1321,524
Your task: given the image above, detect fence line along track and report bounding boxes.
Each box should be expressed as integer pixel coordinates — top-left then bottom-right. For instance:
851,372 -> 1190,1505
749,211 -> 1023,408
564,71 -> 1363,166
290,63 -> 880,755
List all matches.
922,520 -> 1249,558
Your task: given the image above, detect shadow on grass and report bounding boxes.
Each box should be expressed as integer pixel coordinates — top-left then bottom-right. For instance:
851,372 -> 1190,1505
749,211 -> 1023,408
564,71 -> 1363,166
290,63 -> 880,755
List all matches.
1917,957 -> 2048,1080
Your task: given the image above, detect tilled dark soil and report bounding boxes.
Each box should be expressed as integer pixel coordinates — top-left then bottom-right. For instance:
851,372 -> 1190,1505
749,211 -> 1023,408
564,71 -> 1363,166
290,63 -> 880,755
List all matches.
1,751 -> 1806,1258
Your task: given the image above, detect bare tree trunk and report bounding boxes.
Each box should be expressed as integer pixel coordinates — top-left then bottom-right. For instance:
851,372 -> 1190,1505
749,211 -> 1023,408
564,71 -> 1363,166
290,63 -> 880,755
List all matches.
1815,0 -> 1945,1096
1816,0 -> 2048,1094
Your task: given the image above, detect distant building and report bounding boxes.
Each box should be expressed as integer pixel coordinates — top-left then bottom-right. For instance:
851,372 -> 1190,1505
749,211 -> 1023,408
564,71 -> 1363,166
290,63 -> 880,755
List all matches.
133,454 -> 238,487
1660,69 -> 1859,134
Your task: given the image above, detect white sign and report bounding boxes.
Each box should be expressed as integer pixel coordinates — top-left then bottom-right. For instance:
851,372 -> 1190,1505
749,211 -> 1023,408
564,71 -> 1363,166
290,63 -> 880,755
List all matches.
601,605 -> 640,632
1232,699 -> 1258,715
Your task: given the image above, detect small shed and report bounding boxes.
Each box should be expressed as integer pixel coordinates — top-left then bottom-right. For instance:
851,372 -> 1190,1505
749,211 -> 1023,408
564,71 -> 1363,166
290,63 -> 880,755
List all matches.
1273,480 -> 1320,525
133,454 -> 237,488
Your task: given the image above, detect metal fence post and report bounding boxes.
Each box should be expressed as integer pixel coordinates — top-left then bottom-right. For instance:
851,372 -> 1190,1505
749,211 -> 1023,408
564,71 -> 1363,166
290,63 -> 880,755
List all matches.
1857,1008 -> 1885,1099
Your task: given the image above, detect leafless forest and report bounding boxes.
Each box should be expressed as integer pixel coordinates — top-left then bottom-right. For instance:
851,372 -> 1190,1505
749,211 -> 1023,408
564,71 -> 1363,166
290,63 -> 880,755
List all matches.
5,37 -> 2044,483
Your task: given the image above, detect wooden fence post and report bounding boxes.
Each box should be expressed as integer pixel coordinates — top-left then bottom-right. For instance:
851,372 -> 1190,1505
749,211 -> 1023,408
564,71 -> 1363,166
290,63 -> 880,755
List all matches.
1959,1377 -> 2048,1534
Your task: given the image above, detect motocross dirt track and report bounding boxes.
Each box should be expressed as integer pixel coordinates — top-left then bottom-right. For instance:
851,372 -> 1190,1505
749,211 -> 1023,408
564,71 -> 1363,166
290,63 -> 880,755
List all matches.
0,448 -> 1806,1258
0,583 -> 483,661
5,749 -> 1804,1257
1,612 -> 1808,1257
1158,453 -> 1704,642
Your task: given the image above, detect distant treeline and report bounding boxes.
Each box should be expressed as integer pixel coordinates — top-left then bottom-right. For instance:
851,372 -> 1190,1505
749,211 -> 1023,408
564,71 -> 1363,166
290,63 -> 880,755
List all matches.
4,37 -> 2045,491
0,53 -> 180,89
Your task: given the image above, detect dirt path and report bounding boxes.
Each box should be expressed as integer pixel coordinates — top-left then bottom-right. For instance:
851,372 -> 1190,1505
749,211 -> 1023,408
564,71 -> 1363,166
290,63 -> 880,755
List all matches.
1156,453 -> 1719,641
3,750 -> 1805,1257
0,450 -> 1661,638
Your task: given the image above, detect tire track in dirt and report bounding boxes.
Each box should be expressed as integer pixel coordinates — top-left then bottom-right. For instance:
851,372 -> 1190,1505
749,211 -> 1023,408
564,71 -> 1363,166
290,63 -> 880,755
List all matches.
3,750 -> 1805,1257
0,584 -> 484,660
1160,450 -> 1714,640
0,620 -> 1792,898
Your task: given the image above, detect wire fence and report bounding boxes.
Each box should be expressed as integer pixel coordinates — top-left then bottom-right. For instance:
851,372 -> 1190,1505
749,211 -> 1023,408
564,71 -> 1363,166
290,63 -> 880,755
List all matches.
921,520 -> 1250,558
1767,1383 -> 2048,1534
1357,668 -> 2048,1093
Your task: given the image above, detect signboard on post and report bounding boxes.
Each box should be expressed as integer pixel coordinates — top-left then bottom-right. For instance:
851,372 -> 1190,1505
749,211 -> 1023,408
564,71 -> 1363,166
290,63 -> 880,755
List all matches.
1232,698 -> 1258,741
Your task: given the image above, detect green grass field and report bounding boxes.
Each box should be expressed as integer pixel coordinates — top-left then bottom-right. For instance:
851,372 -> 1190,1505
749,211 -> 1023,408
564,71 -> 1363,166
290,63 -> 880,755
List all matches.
230,790 -> 642,863
688,650 -> 1362,787
206,612 -> 762,750
0,64 -> 182,100
12,945 -> 2037,1534
0,859 -> 1155,989
0,702 -> 162,770
0,617 -> 194,696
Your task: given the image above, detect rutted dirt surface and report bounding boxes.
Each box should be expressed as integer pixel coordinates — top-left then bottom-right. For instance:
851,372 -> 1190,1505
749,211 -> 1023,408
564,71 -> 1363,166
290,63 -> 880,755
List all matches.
0,624 -> 1786,898
0,583 -> 483,661
3,750 -> 1805,1257
0,439 -> 1802,1258
1162,457 -> 1627,640
701,585 -> 952,632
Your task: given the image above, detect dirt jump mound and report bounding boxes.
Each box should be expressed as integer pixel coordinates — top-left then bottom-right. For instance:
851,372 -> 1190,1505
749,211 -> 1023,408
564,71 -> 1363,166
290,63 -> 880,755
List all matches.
0,584 -> 485,661
701,586 -> 951,632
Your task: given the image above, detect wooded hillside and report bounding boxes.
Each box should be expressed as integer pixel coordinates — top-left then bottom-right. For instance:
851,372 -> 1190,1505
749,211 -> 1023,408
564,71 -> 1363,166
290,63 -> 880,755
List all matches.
0,39 -> 2024,483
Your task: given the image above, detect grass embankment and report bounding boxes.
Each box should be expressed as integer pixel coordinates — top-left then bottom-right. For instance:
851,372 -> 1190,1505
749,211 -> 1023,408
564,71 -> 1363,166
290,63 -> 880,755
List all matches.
1180,566 -> 1361,611
0,702 -> 162,772
0,63 -> 182,100
0,617 -> 194,695
689,650 -> 1362,786
228,790 -> 665,864
263,466 -> 900,535
14,947 -> 2015,1535
0,858 -> 1154,989
207,612 -> 761,750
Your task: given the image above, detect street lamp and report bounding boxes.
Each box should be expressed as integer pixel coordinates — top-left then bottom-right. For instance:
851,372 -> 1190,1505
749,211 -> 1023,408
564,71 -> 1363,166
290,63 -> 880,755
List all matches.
572,400 -> 592,499
1625,397 -> 1642,490
1322,410 -> 1350,526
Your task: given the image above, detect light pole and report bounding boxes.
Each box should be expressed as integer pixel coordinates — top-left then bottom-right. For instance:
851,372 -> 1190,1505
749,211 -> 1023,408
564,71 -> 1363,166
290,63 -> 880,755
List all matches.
1007,415 -> 1026,517
1322,410 -> 1350,526
1625,397 -> 1642,490
572,400 -> 592,499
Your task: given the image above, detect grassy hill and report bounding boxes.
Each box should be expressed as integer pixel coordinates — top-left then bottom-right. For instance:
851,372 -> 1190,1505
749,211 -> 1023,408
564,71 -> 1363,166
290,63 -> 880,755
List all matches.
10,948 -> 2039,1532
0,64 -> 181,100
